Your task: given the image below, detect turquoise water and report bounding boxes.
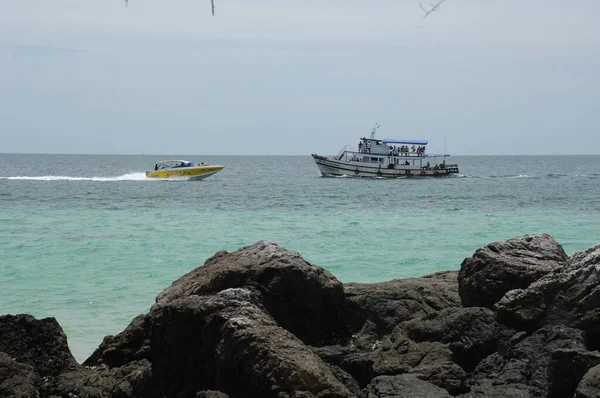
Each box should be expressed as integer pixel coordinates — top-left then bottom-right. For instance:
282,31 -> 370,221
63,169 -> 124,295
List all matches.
1,154 -> 600,361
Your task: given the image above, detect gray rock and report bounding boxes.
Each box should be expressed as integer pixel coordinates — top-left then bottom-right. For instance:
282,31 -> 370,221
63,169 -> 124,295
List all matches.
0,352 -> 40,398
495,242 -> 600,336
458,234 -> 567,308
0,314 -> 80,377
84,314 -> 151,368
400,307 -> 515,372
575,364 -> 600,398
196,391 -> 230,398
548,348 -> 600,398
343,270 -> 460,341
362,374 -> 452,398
466,325 -> 586,398
156,240 -> 350,346
150,294 -> 356,398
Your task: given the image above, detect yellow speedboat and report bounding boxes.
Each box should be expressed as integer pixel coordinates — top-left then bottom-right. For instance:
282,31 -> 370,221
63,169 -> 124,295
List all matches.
145,160 -> 224,180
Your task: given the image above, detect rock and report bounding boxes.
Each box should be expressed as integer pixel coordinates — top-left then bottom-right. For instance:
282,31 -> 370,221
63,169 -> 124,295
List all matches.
343,270 -> 460,342
548,348 -> 600,398
149,294 -> 355,398
373,333 -> 467,394
310,345 -> 376,388
196,391 -> 230,398
0,314 -> 150,398
155,241 -> 350,346
465,325 -> 586,398
400,307 -> 515,372
458,234 -> 567,308
495,243 -> 600,338
575,364 -> 600,398
0,314 -> 80,377
321,363 -> 361,396
362,374 -> 452,398
84,314 -> 151,368
0,352 -> 39,398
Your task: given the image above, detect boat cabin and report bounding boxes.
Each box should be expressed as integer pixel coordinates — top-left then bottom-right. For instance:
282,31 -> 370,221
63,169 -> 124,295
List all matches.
335,138 -> 458,173
154,160 -> 199,170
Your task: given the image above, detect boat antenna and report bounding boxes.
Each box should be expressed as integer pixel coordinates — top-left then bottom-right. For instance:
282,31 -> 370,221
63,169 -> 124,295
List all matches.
444,131 -> 447,156
370,122 -> 380,139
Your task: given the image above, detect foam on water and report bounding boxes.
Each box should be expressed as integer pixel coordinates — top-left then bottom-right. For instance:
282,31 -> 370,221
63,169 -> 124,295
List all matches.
1,172 -> 149,181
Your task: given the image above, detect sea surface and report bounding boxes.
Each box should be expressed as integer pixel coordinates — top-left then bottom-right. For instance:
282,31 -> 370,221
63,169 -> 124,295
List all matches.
1,154 -> 600,362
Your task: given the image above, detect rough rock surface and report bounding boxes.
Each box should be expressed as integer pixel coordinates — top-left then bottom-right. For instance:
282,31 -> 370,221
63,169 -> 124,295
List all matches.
400,307 -> 515,372
343,270 -> 461,341
495,242 -> 600,341
462,326 -> 586,398
362,374 -> 453,397
575,364 -> 600,398
459,234 -> 567,308
148,294 -> 355,397
156,241 -> 350,346
5,236 -> 600,398
0,351 -> 39,398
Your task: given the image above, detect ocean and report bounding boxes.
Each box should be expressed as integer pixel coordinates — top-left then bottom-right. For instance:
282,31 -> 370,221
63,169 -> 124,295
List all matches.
1,153 -> 599,362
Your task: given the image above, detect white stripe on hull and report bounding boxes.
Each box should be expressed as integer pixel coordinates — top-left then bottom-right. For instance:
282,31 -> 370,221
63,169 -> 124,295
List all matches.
186,170 -> 221,181
313,157 -> 454,178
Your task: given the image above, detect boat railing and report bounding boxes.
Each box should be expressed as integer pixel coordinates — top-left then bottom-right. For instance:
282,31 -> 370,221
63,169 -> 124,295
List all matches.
336,145 -> 355,160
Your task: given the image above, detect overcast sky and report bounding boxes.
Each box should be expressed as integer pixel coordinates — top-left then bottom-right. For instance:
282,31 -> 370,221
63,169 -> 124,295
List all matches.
1,0 -> 599,155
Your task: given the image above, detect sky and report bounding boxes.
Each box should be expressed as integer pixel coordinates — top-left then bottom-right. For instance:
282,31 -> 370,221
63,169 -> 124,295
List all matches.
1,0 -> 599,156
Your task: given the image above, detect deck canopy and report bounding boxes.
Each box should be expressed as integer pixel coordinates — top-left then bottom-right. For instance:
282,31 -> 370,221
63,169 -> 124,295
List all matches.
382,139 -> 428,145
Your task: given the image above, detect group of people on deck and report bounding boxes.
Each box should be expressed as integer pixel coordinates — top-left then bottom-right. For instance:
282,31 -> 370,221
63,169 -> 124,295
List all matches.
422,160 -> 446,171
388,144 -> 426,157
154,161 -> 205,171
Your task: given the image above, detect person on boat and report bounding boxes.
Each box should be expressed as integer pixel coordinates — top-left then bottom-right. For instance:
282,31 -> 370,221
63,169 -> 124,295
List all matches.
154,164 -> 158,171
358,141 -> 363,152
411,145 -> 416,152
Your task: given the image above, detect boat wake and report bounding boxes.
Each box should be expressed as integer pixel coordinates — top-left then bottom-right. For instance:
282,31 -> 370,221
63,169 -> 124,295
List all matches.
0,172 -> 150,181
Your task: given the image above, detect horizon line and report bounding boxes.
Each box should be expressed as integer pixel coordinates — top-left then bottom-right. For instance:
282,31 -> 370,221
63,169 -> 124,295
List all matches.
2,152 -> 600,157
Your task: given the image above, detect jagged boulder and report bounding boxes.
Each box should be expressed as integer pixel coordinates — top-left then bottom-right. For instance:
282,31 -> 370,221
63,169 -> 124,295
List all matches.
362,374 -> 452,398
463,325 -> 586,398
548,348 -> 600,398
400,307 -> 515,372
0,352 -> 39,398
343,270 -> 460,342
458,234 -> 567,308
148,294 -> 356,398
0,314 -> 80,377
0,314 -> 148,398
84,314 -> 151,368
575,364 -> 600,398
495,243 -> 600,340
372,330 -> 467,394
156,241 -> 350,346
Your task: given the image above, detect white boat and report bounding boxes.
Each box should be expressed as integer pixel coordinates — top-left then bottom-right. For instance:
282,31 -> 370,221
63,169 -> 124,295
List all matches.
145,160 -> 224,180
311,124 -> 459,178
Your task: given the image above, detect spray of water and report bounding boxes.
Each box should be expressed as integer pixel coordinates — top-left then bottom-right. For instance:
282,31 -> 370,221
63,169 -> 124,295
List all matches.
0,172 -> 151,181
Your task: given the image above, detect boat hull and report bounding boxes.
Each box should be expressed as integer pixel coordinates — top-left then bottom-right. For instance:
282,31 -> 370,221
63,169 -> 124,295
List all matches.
311,154 -> 458,178
145,165 -> 224,180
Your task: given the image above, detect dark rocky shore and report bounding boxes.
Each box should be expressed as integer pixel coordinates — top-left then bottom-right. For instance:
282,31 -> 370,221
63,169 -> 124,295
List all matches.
3,234 -> 600,397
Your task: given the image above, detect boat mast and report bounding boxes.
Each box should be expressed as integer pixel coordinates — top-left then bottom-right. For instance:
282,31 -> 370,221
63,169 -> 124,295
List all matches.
370,122 -> 380,139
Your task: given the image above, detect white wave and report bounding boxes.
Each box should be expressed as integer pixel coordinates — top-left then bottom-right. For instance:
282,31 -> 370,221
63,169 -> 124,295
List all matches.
513,174 -> 533,178
1,172 -> 150,181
